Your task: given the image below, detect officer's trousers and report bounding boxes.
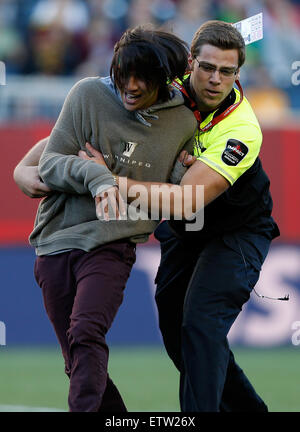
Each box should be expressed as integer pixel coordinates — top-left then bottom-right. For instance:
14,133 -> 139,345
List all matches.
154,221 -> 271,412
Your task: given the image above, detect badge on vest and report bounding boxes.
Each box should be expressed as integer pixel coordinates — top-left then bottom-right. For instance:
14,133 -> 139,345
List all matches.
221,139 -> 248,166
122,141 -> 138,157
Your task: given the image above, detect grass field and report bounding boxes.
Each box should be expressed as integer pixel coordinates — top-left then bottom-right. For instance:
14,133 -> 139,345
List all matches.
0,345 -> 299,412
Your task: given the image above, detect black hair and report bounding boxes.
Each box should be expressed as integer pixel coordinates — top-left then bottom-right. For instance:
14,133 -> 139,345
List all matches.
110,25 -> 189,102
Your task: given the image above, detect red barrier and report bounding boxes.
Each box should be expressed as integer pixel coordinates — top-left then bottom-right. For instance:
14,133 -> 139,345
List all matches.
1,122 -> 52,244
260,128 -> 300,242
1,124 -> 300,244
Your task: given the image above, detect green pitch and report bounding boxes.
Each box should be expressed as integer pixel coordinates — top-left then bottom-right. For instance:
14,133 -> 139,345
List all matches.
0,346 -> 299,412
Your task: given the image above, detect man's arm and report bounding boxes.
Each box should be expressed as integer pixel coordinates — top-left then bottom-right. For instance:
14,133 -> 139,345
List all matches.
169,139 -> 196,185
13,137 -> 52,198
39,79 -> 116,197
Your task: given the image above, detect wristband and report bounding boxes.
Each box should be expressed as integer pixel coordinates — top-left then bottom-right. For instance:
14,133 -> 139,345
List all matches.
112,174 -> 119,188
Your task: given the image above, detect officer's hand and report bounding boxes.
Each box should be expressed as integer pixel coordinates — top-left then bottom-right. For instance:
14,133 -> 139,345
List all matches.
95,185 -> 126,221
13,165 -> 51,198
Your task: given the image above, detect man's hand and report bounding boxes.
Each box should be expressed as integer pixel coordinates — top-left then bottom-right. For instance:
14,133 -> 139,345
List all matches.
13,165 -> 51,198
78,142 -> 108,168
178,150 -> 197,167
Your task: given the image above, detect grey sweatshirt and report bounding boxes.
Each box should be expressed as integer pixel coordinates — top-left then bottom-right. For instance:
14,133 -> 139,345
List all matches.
29,77 -> 197,255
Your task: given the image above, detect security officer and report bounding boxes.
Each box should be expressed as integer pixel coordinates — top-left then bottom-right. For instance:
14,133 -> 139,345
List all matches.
154,20 -> 280,412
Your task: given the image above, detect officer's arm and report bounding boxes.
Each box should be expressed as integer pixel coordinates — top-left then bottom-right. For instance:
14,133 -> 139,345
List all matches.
13,137 -> 52,198
78,143 -> 229,219
117,160 -> 229,220
180,159 -> 230,214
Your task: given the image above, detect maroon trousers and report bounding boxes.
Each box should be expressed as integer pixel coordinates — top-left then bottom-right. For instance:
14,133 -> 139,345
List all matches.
34,241 -> 136,412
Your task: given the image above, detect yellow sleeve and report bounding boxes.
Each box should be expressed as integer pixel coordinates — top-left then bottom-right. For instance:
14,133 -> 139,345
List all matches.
196,121 -> 262,185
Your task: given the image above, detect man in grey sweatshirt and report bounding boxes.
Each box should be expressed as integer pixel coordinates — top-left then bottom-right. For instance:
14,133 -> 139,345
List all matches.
14,24 -> 272,413
23,26 -> 197,412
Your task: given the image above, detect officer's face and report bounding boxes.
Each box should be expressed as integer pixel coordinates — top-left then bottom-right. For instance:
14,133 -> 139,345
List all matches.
189,44 -> 240,112
119,76 -> 159,112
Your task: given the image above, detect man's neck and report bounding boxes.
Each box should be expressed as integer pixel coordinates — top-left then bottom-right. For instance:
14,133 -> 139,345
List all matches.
188,81 -> 221,114
187,79 -> 236,120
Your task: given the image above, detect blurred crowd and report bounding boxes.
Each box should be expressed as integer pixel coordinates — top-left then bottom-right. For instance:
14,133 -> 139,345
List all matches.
1,0 -> 300,112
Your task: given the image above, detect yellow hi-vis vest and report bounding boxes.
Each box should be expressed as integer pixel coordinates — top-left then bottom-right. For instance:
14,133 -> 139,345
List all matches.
172,78 -> 262,186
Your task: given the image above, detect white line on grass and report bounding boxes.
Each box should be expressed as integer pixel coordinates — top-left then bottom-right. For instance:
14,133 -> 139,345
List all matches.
0,404 -> 66,412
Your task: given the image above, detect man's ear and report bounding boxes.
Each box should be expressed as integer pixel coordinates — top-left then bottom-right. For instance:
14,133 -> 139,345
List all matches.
235,68 -> 240,81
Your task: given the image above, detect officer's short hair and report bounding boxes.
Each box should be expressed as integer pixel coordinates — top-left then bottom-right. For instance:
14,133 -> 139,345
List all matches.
110,25 -> 189,101
191,20 -> 245,68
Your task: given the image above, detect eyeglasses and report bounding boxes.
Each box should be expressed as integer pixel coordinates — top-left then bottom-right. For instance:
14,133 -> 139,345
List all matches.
194,58 -> 238,78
